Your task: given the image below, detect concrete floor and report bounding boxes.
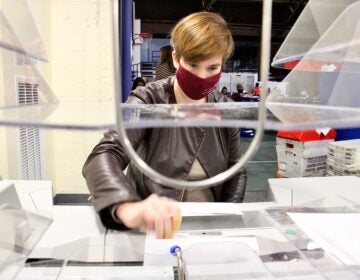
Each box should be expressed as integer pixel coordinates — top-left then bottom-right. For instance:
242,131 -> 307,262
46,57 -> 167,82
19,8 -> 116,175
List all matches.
241,130 -> 277,202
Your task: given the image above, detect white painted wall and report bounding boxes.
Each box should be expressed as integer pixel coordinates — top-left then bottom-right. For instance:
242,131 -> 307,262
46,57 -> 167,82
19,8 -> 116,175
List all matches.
0,0 -> 51,180
132,19 -> 141,66
0,128 -> 8,180
48,0 -> 113,194
50,130 -> 103,194
0,0 -> 113,194
0,31 -> 7,179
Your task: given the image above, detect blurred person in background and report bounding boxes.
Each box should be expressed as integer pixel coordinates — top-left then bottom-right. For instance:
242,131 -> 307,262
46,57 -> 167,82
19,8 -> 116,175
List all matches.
155,45 -> 176,80
221,86 -> 230,96
231,83 -> 247,101
251,82 -> 261,96
131,77 -> 146,90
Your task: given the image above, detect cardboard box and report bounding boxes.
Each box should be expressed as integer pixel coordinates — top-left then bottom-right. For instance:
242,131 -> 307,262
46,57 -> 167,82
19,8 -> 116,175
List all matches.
276,129 -> 336,178
277,146 -> 328,177
276,139 -> 334,178
276,137 -> 334,150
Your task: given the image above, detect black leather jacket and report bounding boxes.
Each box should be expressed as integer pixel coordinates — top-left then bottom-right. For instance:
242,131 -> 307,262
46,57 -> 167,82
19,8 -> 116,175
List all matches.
83,76 -> 247,229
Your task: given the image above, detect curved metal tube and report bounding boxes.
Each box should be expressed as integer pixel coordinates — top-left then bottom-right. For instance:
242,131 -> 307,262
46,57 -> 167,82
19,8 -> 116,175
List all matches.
175,248 -> 185,280
111,0 -> 273,190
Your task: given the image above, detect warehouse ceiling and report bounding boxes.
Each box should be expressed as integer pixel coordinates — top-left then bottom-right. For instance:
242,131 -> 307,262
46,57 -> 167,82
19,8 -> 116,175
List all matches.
134,0 -> 309,40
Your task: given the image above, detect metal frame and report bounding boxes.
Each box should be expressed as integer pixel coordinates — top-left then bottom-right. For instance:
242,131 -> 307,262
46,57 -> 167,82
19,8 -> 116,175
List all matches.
111,0 -> 273,190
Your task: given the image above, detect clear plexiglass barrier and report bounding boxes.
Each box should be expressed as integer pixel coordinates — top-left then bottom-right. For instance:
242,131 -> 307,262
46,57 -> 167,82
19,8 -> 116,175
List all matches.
0,0 -> 359,131
0,204 -> 52,279
268,0 -> 360,126
271,0 -> 358,69
0,0 -> 48,61
265,196 -> 360,279
1,0 -> 360,278
0,102 -> 360,131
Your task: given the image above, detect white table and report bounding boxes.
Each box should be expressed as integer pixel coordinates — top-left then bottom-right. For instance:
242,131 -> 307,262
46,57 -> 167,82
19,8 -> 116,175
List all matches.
2,177 -> 360,279
268,176 -> 360,206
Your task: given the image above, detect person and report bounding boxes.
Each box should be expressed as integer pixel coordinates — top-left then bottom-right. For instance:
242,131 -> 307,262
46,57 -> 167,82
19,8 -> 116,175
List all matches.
221,86 -> 229,96
155,45 -> 176,80
251,82 -> 261,96
83,12 -> 247,239
131,77 -> 146,90
231,83 -> 246,101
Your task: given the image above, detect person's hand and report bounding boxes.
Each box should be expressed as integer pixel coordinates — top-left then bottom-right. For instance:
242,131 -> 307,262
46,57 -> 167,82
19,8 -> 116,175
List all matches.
115,194 -> 182,239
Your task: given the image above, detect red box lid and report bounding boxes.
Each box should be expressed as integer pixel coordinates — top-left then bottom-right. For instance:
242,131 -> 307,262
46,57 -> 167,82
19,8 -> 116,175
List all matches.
277,129 -> 337,142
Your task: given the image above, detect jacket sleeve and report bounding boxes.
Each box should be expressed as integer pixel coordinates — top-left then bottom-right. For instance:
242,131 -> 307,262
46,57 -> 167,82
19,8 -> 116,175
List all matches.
220,128 -> 247,203
82,129 -> 145,229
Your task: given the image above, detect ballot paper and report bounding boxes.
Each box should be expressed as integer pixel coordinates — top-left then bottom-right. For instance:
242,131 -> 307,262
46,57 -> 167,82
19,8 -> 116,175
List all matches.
144,231 -> 259,266
287,212 -> 360,265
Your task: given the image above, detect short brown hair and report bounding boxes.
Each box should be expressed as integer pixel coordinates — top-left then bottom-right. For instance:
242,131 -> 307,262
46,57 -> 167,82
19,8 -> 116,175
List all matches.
171,12 -> 234,63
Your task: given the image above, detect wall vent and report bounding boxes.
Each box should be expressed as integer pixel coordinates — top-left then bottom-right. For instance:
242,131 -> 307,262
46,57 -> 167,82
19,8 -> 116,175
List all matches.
16,77 -> 42,180
18,82 -> 39,105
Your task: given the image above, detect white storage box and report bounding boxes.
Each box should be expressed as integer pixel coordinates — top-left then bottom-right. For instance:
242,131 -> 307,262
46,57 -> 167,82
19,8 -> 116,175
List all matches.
276,137 -> 334,150
326,139 -> 360,177
276,138 -> 333,178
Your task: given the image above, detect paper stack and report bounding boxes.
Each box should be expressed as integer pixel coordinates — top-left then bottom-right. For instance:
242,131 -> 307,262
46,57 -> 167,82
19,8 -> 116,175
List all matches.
327,139 -> 360,177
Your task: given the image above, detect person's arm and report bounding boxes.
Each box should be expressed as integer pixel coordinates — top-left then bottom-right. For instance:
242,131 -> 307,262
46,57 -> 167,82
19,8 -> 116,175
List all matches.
220,127 -> 247,202
83,84 -> 183,236
83,129 -> 183,237
83,129 -> 182,237
82,129 -> 144,229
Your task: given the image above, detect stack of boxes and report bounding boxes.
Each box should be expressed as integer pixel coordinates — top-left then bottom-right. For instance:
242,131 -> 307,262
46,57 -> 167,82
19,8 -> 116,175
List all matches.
327,139 -> 360,177
276,129 -> 336,178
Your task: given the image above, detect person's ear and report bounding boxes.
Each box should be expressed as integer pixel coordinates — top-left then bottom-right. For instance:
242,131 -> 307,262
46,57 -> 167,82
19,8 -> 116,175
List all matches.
172,51 -> 179,69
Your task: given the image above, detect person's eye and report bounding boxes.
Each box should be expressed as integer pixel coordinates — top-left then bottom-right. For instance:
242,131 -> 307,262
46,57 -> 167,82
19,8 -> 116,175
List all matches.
209,66 -> 219,71
190,63 -> 198,68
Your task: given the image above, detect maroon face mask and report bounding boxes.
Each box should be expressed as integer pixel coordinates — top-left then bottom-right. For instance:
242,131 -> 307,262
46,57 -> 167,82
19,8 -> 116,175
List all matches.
175,64 -> 221,100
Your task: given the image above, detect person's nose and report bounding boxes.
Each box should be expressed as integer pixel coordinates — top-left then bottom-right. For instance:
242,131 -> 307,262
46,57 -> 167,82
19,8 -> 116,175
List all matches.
195,68 -> 211,79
